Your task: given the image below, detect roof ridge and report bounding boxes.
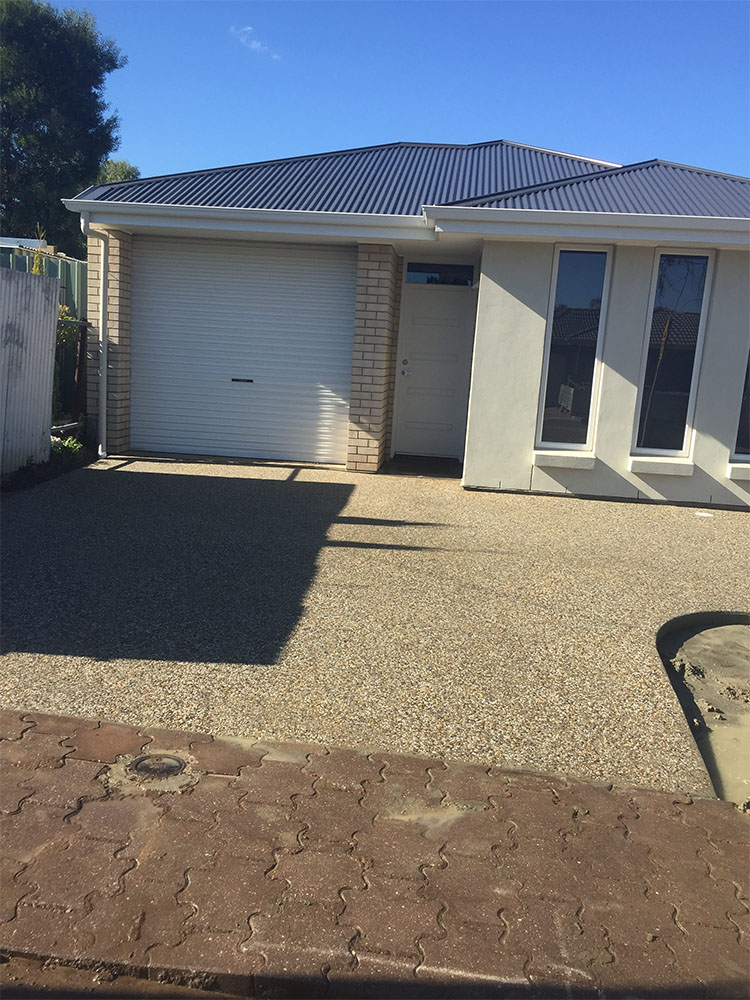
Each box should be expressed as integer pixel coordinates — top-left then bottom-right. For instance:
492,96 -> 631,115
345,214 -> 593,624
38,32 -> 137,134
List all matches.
645,158 -> 750,183
439,161 -> 644,207
500,138 -> 619,167
76,138 -> 615,199
440,158 -> 750,208
77,142 -> 413,195
78,140 -> 509,196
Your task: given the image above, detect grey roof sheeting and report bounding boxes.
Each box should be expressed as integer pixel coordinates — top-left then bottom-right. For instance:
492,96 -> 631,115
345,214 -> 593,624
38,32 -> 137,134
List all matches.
450,160 -> 750,218
73,140 -> 615,215
550,306 -> 699,348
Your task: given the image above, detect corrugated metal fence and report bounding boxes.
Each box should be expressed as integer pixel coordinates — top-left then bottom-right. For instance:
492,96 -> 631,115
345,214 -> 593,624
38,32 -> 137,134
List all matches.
0,247 -> 88,421
1,269 -> 60,474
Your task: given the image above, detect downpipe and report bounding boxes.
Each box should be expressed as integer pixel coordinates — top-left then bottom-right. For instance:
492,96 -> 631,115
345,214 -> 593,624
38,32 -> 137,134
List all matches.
79,212 -> 108,457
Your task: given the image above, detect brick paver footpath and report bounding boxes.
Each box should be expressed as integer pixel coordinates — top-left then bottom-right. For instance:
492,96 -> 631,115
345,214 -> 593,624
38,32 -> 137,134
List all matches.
1,710 -> 748,998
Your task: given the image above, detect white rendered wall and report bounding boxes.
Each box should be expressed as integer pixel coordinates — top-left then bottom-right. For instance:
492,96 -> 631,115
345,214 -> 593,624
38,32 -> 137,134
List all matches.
463,242 -> 750,507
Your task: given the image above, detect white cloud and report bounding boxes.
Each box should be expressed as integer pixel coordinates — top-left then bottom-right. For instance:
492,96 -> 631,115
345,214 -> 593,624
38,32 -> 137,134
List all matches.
230,25 -> 278,60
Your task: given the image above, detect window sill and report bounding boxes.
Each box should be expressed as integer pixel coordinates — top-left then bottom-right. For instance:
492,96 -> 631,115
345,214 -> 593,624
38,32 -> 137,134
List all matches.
534,450 -> 596,470
629,456 -> 694,477
727,463 -> 750,482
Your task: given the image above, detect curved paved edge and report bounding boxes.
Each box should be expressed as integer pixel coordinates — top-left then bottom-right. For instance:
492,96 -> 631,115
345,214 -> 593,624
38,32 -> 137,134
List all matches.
1,709 -> 748,999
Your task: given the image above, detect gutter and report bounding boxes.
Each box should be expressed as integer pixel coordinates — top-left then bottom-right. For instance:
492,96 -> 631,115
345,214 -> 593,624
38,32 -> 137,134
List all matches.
64,200 -> 436,241
65,197 -> 748,248
79,212 -> 108,457
422,205 -> 750,246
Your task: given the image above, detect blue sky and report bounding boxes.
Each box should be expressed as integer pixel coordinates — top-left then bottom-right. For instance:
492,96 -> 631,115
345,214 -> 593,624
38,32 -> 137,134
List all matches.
53,0 -> 749,180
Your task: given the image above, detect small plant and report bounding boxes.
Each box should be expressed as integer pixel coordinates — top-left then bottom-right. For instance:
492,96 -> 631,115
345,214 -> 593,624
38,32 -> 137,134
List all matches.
56,304 -> 78,346
31,222 -> 46,274
3,436 -> 92,491
51,436 -> 83,461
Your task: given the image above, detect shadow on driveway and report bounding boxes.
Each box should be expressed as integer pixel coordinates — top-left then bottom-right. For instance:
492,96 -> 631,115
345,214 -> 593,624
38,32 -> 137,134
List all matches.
1,466 -> 436,665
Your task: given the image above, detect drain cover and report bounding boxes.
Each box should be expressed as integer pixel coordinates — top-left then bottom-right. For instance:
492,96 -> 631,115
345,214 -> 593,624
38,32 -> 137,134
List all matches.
127,753 -> 186,779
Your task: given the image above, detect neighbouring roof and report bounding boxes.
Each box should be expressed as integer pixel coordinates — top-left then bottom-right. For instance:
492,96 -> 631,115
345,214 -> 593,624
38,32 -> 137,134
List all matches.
551,307 -> 602,344
648,306 -> 700,349
551,305 -> 700,348
450,160 -> 750,218
71,140 -> 616,215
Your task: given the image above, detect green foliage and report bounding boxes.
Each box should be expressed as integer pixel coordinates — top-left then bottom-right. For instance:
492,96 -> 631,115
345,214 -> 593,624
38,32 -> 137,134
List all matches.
52,305 -> 79,416
0,0 -> 126,256
31,220 -> 45,273
56,304 -> 78,347
97,159 -> 140,184
3,435 -> 91,489
51,435 -> 83,460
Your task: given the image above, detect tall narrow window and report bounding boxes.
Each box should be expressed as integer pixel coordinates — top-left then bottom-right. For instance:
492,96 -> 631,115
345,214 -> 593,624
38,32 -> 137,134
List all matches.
539,249 -> 608,447
733,357 -> 750,459
636,253 -> 710,452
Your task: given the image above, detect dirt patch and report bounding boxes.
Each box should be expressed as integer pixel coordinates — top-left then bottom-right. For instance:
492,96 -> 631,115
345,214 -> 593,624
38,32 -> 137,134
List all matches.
659,618 -> 750,808
100,749 -> 201,795
0,955 -> 242,997
1,447 -> 95,491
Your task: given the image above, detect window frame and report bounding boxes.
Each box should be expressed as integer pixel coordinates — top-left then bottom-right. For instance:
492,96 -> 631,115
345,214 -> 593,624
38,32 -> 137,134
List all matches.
535,243 -> 614,453
631,248 -> 715,459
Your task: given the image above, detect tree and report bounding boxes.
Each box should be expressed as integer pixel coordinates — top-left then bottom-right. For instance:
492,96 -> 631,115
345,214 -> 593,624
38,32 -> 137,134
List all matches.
97,159 -> 140,184
0,0 -> 126,256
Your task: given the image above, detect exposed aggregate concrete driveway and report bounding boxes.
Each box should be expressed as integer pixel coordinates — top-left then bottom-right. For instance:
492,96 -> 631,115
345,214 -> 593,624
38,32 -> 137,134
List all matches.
2,456 -> 748,795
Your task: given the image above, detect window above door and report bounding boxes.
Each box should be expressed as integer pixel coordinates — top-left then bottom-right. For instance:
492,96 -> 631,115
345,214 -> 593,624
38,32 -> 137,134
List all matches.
406,262 -> 474,286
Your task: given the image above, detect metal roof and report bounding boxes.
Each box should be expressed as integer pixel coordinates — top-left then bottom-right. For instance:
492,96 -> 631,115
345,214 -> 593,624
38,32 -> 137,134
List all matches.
72,140 -> 615,215
451,160 -> 750,218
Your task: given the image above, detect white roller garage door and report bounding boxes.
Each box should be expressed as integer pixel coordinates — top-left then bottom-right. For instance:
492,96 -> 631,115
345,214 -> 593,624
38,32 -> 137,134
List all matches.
130,237 -> 356,463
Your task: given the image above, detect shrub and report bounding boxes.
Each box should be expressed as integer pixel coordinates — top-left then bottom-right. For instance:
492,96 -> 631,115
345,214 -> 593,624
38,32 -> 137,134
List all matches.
51,435 -> 83,462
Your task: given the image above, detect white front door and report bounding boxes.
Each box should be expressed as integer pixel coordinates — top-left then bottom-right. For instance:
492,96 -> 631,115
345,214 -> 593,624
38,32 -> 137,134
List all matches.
392,282 -> 477,459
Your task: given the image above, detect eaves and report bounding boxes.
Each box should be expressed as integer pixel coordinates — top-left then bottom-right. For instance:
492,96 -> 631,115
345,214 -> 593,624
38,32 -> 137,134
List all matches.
422,205 -> 750,248
63,200 -> 437,242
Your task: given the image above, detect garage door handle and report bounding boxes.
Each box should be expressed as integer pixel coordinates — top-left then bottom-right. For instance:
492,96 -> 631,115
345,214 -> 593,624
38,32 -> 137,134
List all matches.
231,378 -> 254,383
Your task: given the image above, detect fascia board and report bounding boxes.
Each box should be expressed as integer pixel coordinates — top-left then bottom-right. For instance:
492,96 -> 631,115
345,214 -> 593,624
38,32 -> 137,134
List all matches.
422,205 -> 750,246
62,200 -> 436,241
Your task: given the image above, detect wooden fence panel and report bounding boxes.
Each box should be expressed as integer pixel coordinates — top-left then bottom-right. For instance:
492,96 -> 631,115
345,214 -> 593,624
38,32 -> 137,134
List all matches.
1,269 -> 60,474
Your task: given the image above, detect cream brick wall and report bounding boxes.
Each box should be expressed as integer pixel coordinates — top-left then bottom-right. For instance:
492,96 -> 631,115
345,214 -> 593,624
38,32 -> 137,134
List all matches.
346,244 -> 403,472
86,230 -> 132,453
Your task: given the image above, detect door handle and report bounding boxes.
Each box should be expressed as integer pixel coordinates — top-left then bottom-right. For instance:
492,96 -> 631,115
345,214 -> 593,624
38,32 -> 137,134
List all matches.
401,369 -> 411,376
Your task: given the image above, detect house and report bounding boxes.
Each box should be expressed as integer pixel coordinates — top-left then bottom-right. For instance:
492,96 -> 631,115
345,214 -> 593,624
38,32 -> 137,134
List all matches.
63,139 -> 750,507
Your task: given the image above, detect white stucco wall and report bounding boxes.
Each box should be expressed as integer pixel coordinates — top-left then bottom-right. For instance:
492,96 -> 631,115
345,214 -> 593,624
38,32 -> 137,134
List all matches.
463,241 -> 750,507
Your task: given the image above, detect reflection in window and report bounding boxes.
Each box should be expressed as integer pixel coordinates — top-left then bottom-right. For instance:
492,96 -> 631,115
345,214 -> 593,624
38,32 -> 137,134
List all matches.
734,358 -> 750,457
406,262 -> 474,286
636,254 -> 709,451
539,250 -> 607,446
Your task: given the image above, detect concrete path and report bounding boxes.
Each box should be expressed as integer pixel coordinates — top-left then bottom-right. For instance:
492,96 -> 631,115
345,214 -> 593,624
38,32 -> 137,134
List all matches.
2,457 -> 749,792
1,710 -> 748,998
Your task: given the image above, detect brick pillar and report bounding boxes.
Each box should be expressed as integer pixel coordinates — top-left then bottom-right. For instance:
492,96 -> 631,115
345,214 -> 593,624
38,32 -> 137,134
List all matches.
86,230 -> 132,453
346,245 -> 403,472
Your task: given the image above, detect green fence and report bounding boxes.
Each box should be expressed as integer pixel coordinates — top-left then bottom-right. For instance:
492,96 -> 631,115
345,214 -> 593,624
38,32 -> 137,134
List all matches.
0,247 -> 86,320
